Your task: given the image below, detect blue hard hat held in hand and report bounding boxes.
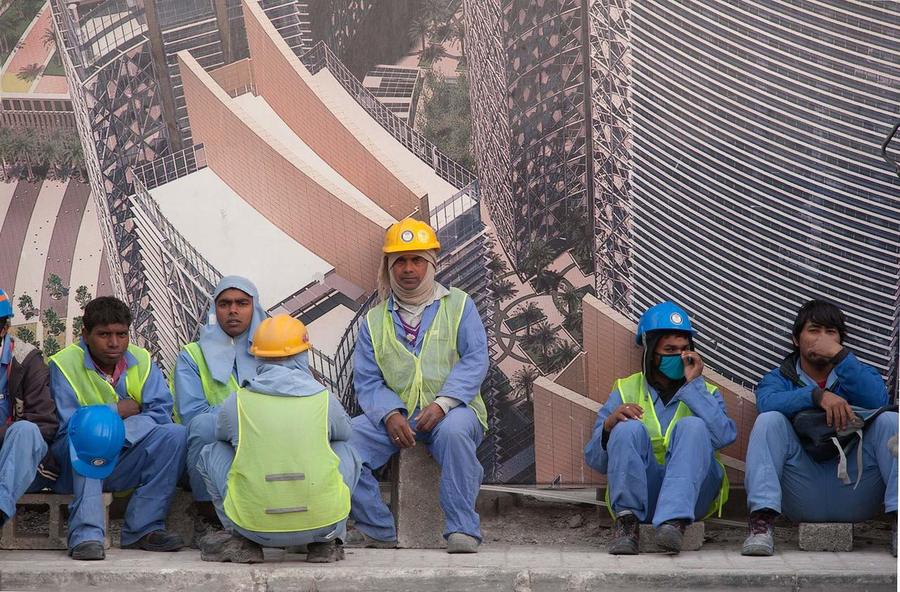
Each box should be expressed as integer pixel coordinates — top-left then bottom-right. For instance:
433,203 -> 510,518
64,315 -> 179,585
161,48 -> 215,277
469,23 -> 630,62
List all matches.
0,289 -> 13,319
68,405 -> 125,480
635,301 -> 695,345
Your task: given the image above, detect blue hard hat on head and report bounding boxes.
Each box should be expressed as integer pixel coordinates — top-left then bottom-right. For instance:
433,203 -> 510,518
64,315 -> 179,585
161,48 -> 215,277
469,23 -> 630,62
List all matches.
0,289 -> 13,319
635,301 -> 695,345
68,405 -> 125,480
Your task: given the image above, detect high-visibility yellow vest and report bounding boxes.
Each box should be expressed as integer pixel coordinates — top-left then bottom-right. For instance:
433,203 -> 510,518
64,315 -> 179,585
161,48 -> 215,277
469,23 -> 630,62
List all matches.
50,343 -> 151,406
367,287 -> 488,431
223,388 -> 350,532
172,342 -> 239,423
605,372 -> 729,518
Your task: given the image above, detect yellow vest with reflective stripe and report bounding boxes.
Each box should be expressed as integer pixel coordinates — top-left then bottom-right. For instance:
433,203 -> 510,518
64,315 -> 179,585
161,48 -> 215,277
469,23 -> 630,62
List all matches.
605,372 -> 729,518
367,288 -> 488,431
173,342 -> 239,423
50,343 -> 151,406
223,388 -> 350,532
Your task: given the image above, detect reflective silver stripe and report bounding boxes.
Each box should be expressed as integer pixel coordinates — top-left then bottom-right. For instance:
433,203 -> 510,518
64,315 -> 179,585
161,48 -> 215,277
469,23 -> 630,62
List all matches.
265,473 -> 305,482
265,506 -> 308,514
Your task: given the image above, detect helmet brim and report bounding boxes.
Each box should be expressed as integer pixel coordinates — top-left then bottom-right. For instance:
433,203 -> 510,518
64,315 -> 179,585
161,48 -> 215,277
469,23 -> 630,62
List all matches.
69,438 -> 117,480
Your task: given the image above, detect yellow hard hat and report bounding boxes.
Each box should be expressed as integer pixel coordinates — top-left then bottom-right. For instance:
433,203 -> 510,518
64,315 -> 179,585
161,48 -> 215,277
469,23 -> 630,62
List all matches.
383,218 -> 440,254
250,314 -> 311,358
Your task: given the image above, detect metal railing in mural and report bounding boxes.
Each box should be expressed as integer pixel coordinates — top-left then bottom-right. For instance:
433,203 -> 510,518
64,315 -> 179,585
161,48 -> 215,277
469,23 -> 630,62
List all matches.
300,41 -> 476,191
134,144 -> 208,191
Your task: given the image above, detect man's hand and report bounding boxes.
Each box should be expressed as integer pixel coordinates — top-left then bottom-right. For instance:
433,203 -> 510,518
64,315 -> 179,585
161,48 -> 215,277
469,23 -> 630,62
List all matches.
385,413 -> 416,448
819,390 -> 853,431
116,399 -> 141,419
810,336 -> 843,361
603,403 -> 643,432
682,351 -> 704,382
415,402 -> 446,432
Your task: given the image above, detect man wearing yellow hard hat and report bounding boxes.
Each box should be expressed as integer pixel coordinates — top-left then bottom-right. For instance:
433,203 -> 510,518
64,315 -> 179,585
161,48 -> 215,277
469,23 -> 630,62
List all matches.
195,315 -> 360,563
349,218 -> 489,554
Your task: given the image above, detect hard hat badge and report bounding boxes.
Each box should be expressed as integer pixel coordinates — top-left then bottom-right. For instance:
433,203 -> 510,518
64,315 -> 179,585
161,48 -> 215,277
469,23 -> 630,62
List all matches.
417,230 -> 429,242
670,312 -> 683,325
401,230 -> 414,243
91,458 -> 107,467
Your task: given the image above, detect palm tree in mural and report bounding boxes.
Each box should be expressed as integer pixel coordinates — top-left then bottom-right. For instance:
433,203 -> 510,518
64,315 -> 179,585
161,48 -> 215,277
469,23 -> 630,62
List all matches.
408,15 -> 431,53
512,365 -> 541,402
533,269 -> 563,294
41,27 -> 56,50
487,252 -> 509,276
515,302 -> 543,337
549,341 -> 579,373
8,131 -> 37,180
521,238 -> 554,278
16,63 -> 43,84
39,134 -> 62,178
448,16 -> 466,62
420,43 -> 448,67
559,282 -> 582,316
491,278 -> 518,303
528,321 -> 559,366
0,126 -> 12,181
60,131 -> 84,179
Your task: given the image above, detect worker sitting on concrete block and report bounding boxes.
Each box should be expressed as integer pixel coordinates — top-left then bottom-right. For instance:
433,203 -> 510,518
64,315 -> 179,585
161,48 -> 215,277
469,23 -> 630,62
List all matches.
50,296 -> 187,560
0,288 -> 60,526
742,299 -> 897,557
196,314 -> 360,564
349,219 -> 489,554
584,302 -> 735,555
173,275 -> 267,537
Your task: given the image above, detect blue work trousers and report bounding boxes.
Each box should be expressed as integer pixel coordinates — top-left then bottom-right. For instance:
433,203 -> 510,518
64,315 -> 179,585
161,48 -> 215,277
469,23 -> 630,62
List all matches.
52,423 -> 187,548
198,439 -> 361,548
349,405 -> 484,542
746,411 -> 898,521
0,421 -> 48,520
606,416 -> 723,527
185,413 -> 216,502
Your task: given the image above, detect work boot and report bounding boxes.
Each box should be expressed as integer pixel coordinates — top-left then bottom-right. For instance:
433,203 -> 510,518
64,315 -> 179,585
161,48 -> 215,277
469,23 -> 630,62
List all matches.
346,527 -> 398,549
656,519 -> 689,554
122,529 -> 184,552
199,531 -> 264,564
741,509 -> 777,556
446,532 -> 480,554
306,540 -> 345,563
608,512 -> 639,555
191,514 -> 223,549
69,540 -> 105,561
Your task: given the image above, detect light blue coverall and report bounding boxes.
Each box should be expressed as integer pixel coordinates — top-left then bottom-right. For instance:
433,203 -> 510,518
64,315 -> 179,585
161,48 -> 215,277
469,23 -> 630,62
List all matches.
0,336 -> 48,522
746,351 -> 897,522
50,340 -> 187,548
584,376 -> 737,527
174,276 -> 266,502
349,294 -> 488,542
197,354 -> 361,547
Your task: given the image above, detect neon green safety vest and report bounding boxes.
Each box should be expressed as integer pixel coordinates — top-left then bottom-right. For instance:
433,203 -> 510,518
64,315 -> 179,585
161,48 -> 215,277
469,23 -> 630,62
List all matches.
172,342 -> 239,423
604,372 -> 729,518
50,343 -> 151,406
223,388 -> 350,532
367,287 -> 488,431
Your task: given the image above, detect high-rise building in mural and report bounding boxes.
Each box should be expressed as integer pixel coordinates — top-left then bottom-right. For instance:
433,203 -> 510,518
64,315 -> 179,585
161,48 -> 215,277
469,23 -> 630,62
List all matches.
465,0 -> 900,392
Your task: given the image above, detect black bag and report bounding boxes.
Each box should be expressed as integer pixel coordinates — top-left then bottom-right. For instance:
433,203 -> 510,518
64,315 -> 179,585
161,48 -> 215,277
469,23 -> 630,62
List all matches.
792,404 -> 897,485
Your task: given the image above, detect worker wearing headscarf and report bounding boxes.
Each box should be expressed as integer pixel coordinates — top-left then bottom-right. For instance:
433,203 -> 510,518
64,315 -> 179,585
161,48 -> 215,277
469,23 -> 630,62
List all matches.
173,276 -> 266,512
350,219 -> 489,554
196,315 -> 360,563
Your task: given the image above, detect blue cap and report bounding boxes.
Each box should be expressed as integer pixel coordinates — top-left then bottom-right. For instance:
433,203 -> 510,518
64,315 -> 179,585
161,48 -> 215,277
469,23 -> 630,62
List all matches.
635,301 -> 695,345
68,405 -> 125,480
0,289 -> 13,319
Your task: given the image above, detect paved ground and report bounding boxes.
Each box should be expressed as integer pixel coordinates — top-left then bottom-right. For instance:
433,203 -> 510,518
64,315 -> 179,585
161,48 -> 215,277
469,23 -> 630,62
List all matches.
0,545 -> 895,592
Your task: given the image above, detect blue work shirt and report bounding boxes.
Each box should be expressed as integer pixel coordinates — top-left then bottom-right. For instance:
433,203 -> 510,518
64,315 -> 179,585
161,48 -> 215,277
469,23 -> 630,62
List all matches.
353,293 -> 489,428
755,350 -> 888,417
50,339 -> 175,445
584,375 -> 737,474
173,351 -> 241,426
0,335 -> 11,424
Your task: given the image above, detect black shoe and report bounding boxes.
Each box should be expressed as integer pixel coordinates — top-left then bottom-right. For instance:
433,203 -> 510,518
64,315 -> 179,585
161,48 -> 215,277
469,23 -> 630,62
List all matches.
608,513 -> 639,555
199,531 -> 263,564
122,529 -> 184,552
191,514 -> 223,549
656,519 -> 688,554
306,540 -> 345,563
69,540 -> 105,561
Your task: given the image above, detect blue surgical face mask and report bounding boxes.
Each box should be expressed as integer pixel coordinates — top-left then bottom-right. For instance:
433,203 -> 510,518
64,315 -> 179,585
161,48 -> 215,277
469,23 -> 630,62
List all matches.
658,354 -> 685,380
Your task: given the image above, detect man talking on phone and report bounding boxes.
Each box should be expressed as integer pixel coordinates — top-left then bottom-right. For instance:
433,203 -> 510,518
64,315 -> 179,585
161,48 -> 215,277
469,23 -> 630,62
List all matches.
584,302 -> 735,555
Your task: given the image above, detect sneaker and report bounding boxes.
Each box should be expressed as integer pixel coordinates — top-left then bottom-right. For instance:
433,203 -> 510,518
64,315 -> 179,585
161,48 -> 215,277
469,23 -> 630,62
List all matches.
446,532 -> 480,554
190,514 -> 223,549
122,529 -> 184,552
199,531 -> 263,564
656,519 -> 688,554
608,513 -> 639,555
69,540 -> 105,561
741,509 -> 777,556
306,540 -> 345,563
345,528 -> 398,549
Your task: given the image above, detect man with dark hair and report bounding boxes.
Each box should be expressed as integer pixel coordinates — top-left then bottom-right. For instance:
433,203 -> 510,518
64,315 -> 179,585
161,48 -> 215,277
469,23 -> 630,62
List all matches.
50,296 -> 187,560
0,288 -> 58,526
584,302 -> 735,555
742,299 -> 897,557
